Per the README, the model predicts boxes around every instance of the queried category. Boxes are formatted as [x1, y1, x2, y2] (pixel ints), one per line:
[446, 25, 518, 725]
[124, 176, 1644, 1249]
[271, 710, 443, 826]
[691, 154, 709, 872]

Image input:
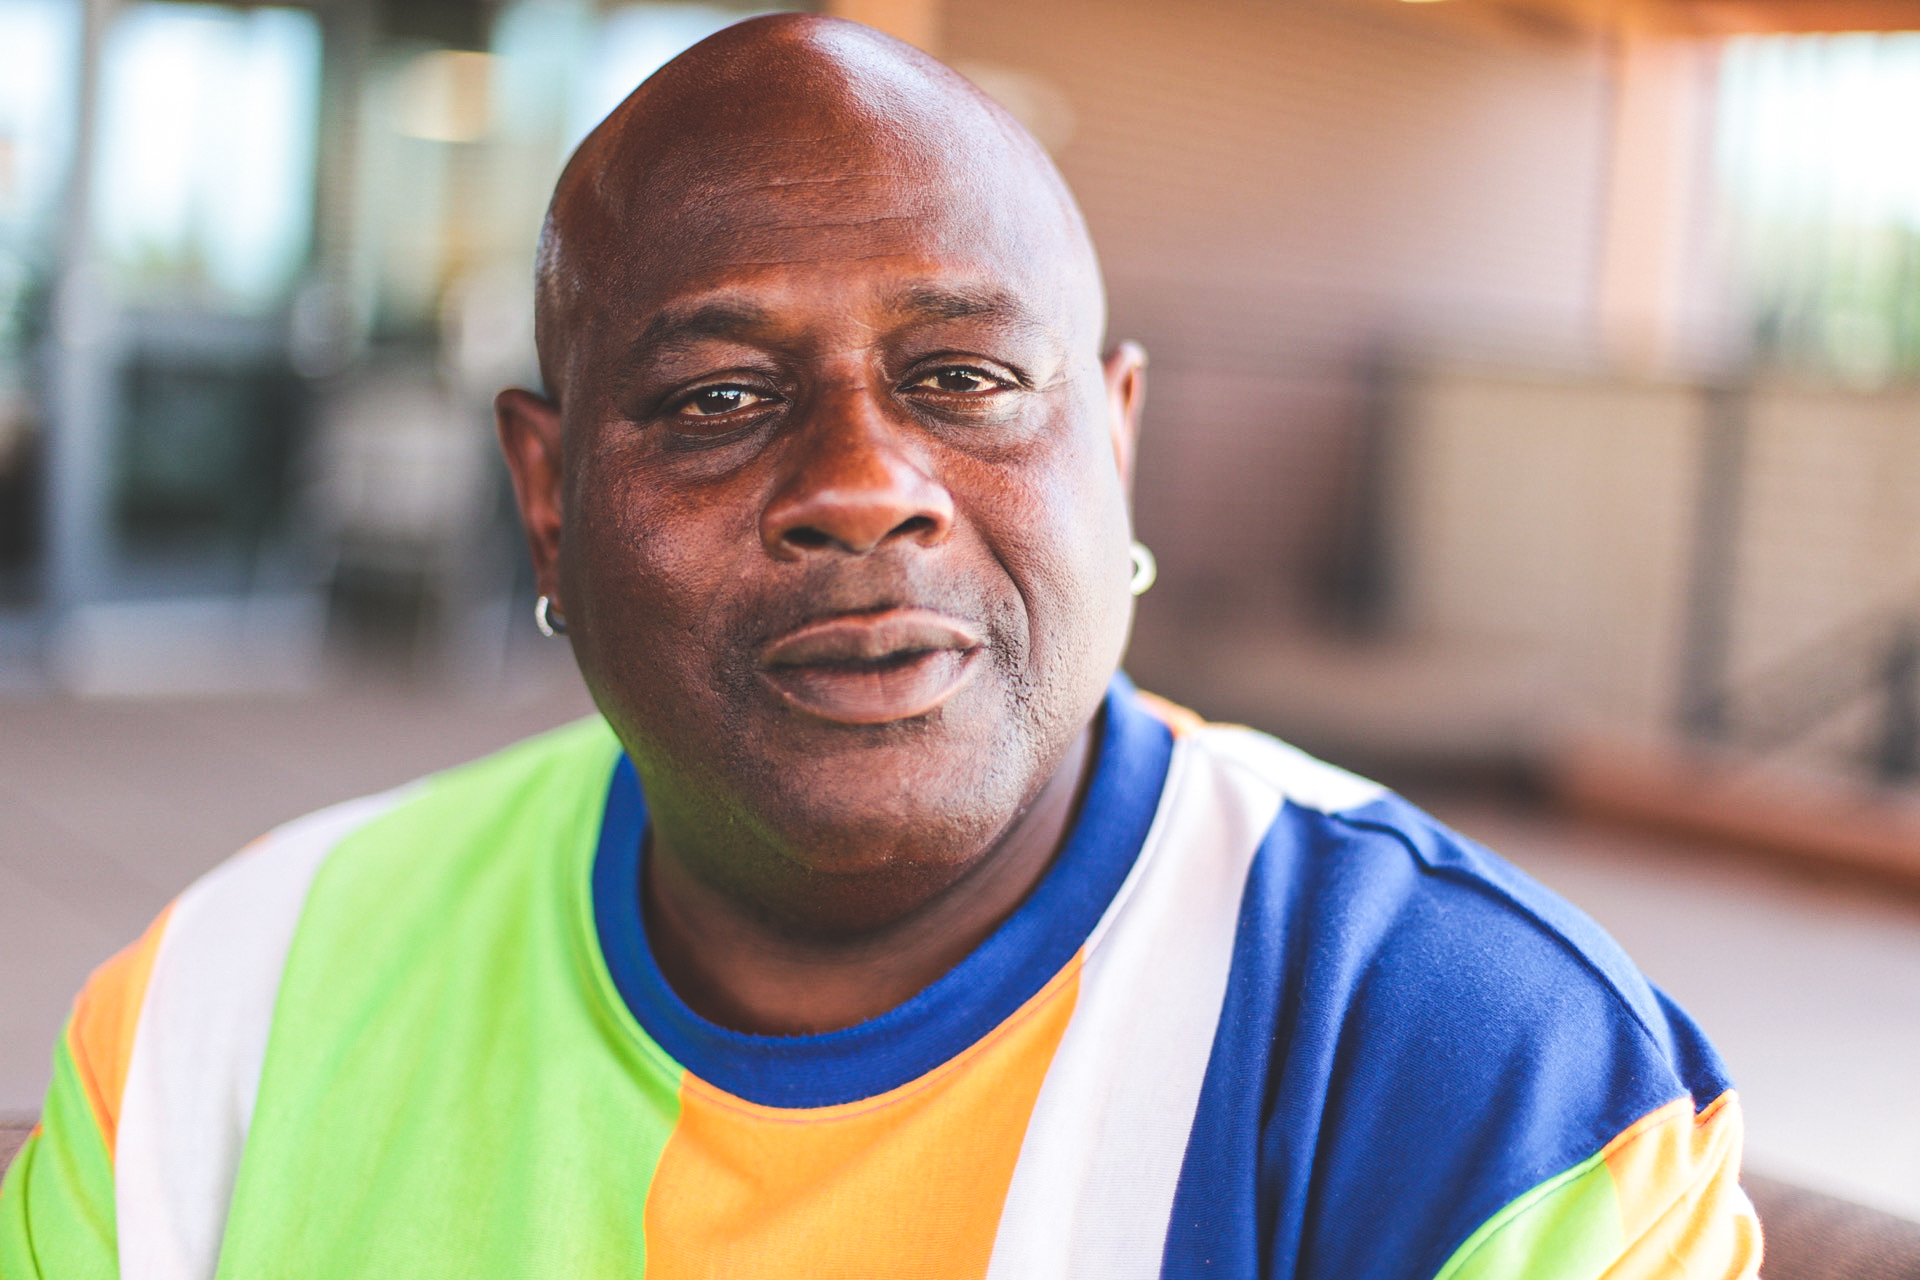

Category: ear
[1101, 340, 1147, 496]
[496, 387, 566, 605]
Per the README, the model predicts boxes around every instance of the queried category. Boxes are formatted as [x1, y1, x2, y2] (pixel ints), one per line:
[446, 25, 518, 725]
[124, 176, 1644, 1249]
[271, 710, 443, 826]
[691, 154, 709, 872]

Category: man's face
[508, 92, 1141, 892]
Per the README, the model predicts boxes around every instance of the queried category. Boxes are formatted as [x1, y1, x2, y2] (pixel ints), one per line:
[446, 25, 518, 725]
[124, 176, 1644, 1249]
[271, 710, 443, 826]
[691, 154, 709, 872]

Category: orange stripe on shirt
[66, 903, 174, 1160]
[644, 958, 1081, 1280]
[1134, 690, 1207, 738]
[1599, 1090, 1762, 1279]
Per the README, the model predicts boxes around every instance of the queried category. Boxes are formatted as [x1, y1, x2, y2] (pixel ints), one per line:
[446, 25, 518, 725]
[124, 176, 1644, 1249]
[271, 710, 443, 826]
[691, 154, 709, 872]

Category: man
[2, 15, 1759, 1279]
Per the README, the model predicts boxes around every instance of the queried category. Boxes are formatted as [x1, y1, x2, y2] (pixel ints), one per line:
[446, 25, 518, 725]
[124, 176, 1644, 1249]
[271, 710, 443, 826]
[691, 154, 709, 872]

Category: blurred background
[5, 0, 1920, 1225]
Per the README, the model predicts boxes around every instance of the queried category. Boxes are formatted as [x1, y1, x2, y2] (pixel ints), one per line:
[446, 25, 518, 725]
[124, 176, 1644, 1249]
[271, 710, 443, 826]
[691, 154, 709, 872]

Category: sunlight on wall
[575, 5, 753, 143]
[491, 1, 774, 152]
[0, 0, 76, 473]
[0, 0, 77, 239]
[1722, 34, 1920, 233]
[1718, 34, 1920, 384]
[92, 3, 321, 309]
[358, 1, 772, 332]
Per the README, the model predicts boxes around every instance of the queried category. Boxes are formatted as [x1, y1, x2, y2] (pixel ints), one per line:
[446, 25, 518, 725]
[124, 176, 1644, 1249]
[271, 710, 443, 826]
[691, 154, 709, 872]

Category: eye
[677, 385, 771, 418]
[905, 366, 1002, 395]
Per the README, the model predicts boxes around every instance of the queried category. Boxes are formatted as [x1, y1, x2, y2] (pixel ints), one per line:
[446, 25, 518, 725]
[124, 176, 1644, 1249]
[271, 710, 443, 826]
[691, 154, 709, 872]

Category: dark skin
[497, 14, 1147, 1036]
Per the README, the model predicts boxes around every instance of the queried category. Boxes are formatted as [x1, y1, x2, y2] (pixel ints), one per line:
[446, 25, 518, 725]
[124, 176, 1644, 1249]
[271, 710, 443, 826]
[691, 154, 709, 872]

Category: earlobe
[495, 387, 567, 596]
[1102, 341, 1147, 495]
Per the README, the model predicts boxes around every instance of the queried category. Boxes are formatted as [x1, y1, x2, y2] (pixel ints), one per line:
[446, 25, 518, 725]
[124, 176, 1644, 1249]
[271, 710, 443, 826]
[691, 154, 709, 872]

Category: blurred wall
[1390, 368, 1702, 736]
[11, 0, 1918, 778]
[944, 0, 1617, 623]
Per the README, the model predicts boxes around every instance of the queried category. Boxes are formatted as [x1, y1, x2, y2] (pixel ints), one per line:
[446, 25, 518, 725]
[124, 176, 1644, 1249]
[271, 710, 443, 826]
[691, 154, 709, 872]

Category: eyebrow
[888, 283, 1045, 329]
[631, 299, 776, 361]
[625, 282, 1051, 368]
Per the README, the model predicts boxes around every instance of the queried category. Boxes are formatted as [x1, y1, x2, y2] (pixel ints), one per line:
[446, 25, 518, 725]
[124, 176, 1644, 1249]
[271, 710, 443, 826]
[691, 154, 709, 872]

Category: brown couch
[1745, 1173, 1920, 1280]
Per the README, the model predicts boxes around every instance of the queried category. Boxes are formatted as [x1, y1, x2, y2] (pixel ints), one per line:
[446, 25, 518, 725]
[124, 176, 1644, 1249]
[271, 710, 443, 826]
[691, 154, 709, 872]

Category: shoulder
[96, 712, 623, 1024]
[1177, 718, 1717, 1100]
[200, 714, 619, 909]
[1153, 713, 1735, 1280]
[145, 713, 625, 991]
[78, 713, 622, 1088]
[49, 717, 623, 1277]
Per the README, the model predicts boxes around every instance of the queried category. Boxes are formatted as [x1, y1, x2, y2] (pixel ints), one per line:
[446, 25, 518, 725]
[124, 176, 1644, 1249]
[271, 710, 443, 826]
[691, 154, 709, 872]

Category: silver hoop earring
[534, 595, 568, 637]
[1129, 541, 1157, 596]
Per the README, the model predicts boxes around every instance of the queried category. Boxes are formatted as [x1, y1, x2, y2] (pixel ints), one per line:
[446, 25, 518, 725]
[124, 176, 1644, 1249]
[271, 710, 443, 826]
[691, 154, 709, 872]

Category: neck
[642, 721, 1096, 1036]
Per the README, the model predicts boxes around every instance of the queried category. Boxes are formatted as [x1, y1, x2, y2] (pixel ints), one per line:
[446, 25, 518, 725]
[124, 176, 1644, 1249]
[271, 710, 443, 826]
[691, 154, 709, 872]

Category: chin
[755, 699, 1043, 859]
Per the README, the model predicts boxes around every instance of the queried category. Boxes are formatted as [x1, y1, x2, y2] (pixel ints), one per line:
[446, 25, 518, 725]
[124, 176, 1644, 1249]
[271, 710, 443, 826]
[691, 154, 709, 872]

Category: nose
[761, 393, 954, 559]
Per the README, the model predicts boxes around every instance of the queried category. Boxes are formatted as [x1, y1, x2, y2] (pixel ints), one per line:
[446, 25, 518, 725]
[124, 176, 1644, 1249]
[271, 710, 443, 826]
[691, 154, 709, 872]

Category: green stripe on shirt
[216, 718, 685, 1277]
[1431, 1149, 1623, 1280]
[0, 1031, 119, 1279]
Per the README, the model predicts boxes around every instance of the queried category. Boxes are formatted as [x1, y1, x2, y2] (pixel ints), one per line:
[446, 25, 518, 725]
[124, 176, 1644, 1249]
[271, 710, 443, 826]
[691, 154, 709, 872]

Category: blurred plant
[1720, 33, 1920, 386]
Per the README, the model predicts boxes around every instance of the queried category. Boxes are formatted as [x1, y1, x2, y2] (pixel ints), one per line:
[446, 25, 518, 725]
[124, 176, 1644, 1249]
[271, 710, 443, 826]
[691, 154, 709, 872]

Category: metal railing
[1691, 602, 1920, 785]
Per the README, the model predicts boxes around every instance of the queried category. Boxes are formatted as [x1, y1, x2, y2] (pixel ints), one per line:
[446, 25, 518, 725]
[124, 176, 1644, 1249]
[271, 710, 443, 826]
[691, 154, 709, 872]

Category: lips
[758, 608, 984, 724]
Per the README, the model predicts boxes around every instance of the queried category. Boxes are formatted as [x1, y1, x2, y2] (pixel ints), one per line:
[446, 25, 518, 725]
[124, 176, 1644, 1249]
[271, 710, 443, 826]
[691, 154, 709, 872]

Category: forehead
[539, 36, 1104, 392]
[615, 135, 1080, 324]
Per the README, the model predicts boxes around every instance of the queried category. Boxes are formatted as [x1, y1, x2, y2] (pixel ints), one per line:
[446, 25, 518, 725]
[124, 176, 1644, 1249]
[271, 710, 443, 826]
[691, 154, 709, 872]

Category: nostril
[771, 508, 948, 556]
[894, 515, 937, 539]
[784, 527, 833, 550]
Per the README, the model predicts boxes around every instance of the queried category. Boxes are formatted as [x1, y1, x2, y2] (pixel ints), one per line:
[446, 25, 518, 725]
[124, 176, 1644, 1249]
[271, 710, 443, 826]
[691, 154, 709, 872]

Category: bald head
[534, 13, 1104, 401]
[496, 11, 1147, 976]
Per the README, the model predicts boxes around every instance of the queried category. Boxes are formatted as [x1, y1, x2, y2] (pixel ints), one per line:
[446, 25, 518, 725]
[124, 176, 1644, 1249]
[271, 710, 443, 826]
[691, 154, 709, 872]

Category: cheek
[561, 453, 761, 704]
[968, 405, 1134, 682]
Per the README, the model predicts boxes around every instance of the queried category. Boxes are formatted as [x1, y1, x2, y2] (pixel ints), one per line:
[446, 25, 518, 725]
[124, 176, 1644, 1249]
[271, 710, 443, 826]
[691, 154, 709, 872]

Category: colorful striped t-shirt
[0, 679, 1760, 1279]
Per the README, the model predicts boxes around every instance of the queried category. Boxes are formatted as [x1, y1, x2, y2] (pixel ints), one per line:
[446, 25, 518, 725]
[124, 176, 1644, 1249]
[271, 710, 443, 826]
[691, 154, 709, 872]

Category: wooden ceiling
[1373, 0, 1920, 42]
[1623, 0, 1920, 34]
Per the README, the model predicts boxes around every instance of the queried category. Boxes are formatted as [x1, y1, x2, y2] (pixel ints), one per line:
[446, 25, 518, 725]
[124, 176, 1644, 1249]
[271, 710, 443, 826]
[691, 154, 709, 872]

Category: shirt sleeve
[1430, 1090, 1762, 1280]
[1, 906, 173, 1280]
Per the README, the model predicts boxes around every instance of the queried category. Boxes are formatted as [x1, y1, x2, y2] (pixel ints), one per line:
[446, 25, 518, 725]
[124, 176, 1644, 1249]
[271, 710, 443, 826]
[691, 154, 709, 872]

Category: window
[1718, 33, 1920, 384]
[93, 3, 321, 309]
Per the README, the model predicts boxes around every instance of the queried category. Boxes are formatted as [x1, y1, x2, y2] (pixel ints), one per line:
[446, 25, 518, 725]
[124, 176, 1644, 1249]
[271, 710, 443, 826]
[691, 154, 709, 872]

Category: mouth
[758, 608, 985, 725]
